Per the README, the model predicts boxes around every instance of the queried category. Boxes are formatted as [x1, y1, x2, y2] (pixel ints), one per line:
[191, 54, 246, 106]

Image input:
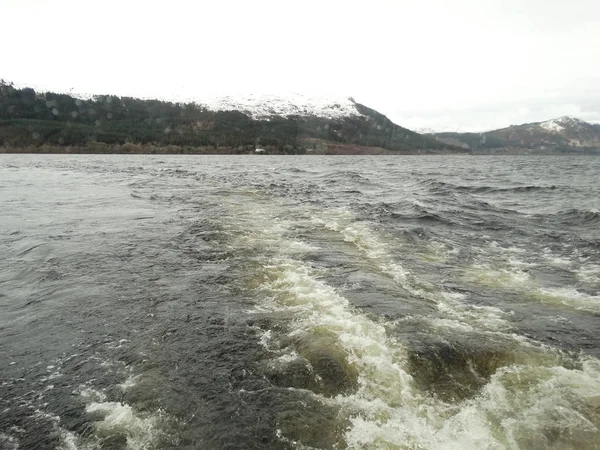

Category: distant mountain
[0, 81, 461, 154]
[430, 116, 600, 153]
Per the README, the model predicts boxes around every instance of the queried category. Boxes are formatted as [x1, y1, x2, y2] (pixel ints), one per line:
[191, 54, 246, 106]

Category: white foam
[107, 338, 130, 349]
[0, 434, 19, 450]
[255, 258, 590, 448]
[467, 258, 600, 314]
[577, 264, 600, 284]
[232, 208, 319, 257]
[258, 258, 416, 403]
[547, 256, 573, 266]
[436, 295, 510, 332]
[85, 401, 159, 449]
[282, 239, 320, 254]
[341, 354, 600, 449]
[118, 375, 138, 391]
[79, 387, 106, 401]
[537, 287, 600, 313]
[312, 210, 392, 261]
[259, 329, 273, 349]
[58, 431, 79, 450]
[58, 387, 168, 450]
[313, 209, 510, 331]
[268, 351, 304, 369]
[466, 263, 532, 288]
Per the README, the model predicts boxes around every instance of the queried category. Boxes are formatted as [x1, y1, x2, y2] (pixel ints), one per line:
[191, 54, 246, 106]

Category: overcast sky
[1, 0, 599, 131]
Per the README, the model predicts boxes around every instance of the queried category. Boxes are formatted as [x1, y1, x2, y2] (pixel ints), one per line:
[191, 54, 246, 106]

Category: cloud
[1, 0, 599, 131]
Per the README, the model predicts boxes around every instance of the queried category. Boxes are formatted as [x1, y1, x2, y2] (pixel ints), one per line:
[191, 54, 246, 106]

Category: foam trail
[311, 208, 511, 332]
[221, 192, 600, 449]
[258, 258, 600, 449]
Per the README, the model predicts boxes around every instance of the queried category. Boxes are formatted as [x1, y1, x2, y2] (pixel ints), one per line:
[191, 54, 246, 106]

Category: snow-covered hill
[9, 80, 362, 121]
[198, 93, 363, 120]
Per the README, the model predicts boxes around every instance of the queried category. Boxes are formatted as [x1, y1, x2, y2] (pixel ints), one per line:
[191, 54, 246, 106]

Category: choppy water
[1, 155, 600, 450]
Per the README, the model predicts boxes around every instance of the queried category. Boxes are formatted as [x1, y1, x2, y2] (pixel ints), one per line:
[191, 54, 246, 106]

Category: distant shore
[0, 143, 462, 156]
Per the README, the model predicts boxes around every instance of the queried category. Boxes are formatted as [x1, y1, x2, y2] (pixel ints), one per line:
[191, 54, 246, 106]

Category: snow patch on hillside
[539, 116, 586, 132]
[540, 119, 565, 132]
[4, 80, 360, 120]
[197, 94, 362, 120]
[414, 127, 440, 134]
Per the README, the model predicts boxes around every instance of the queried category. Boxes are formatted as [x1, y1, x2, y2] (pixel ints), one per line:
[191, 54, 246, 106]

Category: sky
[1, 0, 599, 132]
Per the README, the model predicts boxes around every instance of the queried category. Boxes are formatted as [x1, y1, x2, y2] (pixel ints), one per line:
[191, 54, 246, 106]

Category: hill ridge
[430, 116, 600, 153]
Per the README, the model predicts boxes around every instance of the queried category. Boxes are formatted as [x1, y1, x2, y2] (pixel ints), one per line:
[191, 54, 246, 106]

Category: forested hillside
[0, 81, 460, 153]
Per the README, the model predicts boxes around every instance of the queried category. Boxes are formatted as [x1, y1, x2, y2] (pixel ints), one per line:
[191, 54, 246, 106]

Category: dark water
[1, 155, 600, 450]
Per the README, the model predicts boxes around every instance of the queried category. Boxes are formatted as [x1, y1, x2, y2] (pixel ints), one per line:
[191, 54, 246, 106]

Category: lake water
[1, 155, 600, 450]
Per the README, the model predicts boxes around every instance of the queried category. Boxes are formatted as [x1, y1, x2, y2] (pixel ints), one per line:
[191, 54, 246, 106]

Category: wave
[472, 185, 559, 194]
[317, 171, 375, 185]
[420, 179, 559, 195]
[281, 167, 316, 174]
[391, 205, 454, 225]
[541, 208, 600, 226]
[351, 201, 456, 226]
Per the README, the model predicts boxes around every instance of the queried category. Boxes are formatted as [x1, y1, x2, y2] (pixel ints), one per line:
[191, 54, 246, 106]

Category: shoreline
[0, 144, 465, 156]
